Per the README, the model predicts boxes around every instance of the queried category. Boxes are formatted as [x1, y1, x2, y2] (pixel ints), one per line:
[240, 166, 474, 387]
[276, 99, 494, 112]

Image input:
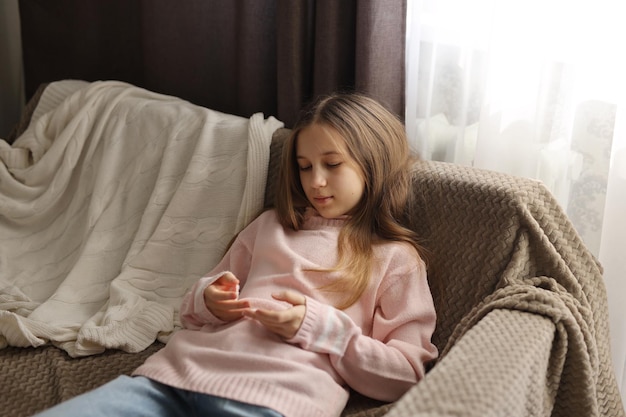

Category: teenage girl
[34, 93, 438, 417]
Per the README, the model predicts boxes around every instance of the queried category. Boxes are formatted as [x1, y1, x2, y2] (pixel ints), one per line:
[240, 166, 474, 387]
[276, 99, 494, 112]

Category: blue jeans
[33, 375, 284, 417]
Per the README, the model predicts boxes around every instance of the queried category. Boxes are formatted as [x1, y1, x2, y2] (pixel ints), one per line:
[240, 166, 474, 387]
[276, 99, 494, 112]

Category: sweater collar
[302, 207, 348, 229]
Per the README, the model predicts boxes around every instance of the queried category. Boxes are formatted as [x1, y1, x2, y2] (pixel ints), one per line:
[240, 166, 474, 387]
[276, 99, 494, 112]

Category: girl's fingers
[204, 273, 241, 303]
[217, 299, 249, 309]
[209, 273, 240, 295]
[217, 272, 239, 287]
[244, 304, 306, 339]
[205, 285, 237, 301]
[246, 291, 306, 324]
[204, 274, 247, 322]
[271, 290, 306, 306]
[211, 299, 250, 321]
[244, 308, 281, 322]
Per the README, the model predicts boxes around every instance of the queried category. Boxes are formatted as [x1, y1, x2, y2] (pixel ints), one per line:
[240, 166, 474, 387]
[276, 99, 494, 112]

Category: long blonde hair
[276, 93, 425, 309]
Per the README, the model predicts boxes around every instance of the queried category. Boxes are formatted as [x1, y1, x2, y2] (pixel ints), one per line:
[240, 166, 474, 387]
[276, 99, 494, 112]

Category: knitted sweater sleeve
[179, 218, 256, 329]
[286, 258, 438, 402]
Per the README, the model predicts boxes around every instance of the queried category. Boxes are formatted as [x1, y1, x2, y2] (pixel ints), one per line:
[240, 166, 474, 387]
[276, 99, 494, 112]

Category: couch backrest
[264, 128, 291, 210]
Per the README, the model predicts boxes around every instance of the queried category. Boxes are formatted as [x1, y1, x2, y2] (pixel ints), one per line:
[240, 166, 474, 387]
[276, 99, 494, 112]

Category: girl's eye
[327, 162, 342, 168]
[298, 165, 312, 171]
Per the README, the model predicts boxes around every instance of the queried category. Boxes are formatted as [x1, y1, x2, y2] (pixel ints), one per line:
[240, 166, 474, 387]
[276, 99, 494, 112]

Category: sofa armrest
[386, 309, 556, 417]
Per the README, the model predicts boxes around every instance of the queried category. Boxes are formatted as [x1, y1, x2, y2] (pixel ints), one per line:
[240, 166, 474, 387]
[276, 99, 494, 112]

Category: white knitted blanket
[0, 81, 283, 357]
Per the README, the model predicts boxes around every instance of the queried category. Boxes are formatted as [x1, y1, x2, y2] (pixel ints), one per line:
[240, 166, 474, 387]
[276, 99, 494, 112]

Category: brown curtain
[19, 0, 406, 127]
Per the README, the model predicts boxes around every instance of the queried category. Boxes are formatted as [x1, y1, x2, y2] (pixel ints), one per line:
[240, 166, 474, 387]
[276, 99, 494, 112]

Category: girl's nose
[311, 168, 327, 188]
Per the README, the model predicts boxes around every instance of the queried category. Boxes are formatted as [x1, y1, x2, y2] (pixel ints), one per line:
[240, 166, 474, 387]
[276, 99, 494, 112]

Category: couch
[1, 82, 624, 417]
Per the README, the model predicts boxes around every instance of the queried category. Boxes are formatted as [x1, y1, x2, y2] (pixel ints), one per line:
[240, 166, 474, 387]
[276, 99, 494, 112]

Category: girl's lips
[314, 196, 332, 205]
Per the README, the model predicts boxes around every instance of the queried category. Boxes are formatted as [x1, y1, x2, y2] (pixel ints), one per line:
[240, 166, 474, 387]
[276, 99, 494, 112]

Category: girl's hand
[203, 272, 249, 322]
[244, 291, 306, 339]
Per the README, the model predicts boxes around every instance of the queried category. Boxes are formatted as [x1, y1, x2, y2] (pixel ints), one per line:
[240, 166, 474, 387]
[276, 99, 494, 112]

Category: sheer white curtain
[406, 0, 626, 403]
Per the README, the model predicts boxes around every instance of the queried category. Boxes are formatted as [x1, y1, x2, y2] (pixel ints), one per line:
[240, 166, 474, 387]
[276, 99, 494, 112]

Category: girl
[34, 93, 438, 417]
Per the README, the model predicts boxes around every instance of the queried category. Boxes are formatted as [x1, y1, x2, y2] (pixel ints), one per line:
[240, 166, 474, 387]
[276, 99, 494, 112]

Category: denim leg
[32, 375, 284, 417]
[32, 376, 190, 417]
[190, 392, 284, 417]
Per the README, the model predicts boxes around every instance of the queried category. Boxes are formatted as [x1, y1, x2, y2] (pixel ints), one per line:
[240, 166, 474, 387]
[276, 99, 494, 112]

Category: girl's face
[295, 123, 365, 219]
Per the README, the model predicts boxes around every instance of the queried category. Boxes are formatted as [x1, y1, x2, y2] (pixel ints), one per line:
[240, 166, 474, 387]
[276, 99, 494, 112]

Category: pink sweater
[133, 209, 438, 417]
